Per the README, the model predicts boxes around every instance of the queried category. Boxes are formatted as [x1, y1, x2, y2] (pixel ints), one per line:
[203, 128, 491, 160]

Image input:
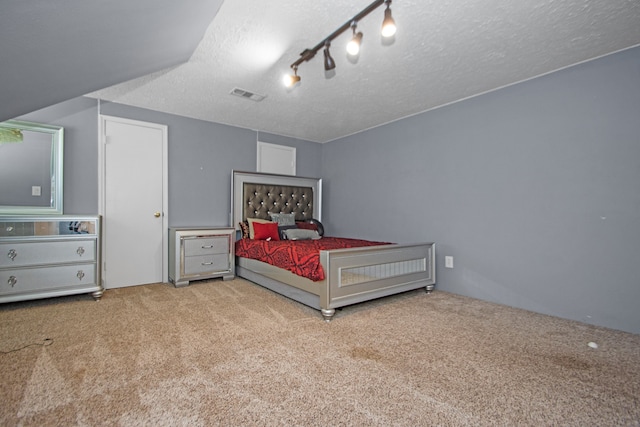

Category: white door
[100, 116, 168, 288]
[257, 141, 296, 175]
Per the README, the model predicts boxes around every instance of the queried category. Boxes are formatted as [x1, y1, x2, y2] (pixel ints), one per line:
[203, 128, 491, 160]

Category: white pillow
[284, 228, 321, 241]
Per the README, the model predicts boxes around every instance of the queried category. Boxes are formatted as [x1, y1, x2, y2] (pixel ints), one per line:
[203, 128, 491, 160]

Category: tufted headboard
[241, 183, 314, 221]
[232, 171, 322, 229]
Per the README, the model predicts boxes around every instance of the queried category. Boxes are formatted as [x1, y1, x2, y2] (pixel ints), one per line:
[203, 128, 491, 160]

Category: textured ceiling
[88, 0, 640, 142]
[5, 1, 640, 143]
[0, 0, 224, 123]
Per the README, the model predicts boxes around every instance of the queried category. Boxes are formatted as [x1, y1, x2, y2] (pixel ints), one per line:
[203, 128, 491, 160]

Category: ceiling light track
[283, 0, 396, 87]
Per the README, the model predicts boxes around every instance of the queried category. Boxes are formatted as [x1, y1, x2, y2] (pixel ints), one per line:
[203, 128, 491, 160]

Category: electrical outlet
[445, 256, 454, 269]
[31, 186, 41, 196]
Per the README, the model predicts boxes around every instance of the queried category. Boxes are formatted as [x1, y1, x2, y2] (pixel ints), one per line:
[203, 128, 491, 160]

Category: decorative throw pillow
[252, 221, 280, 241]
[278, 224, 298, 240]
[284, 228, 321, 241]
[239, 221, 250, 239]
[296, 220, 325, 237]
[247, 218, 273, 239]
[269, 212, 296, 226]
[296, 221, 317, 231]
[306, 218, 324, 236]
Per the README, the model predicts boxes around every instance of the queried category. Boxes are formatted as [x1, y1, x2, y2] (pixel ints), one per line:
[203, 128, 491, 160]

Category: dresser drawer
[183, 254, 230, 276]
[0, 240, 96, 268]
[1, 264, 97, 295]
[183, 236, 229, 256]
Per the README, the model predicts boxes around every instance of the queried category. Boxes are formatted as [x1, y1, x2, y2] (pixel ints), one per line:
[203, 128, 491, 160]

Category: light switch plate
[445, 256, 454, 268]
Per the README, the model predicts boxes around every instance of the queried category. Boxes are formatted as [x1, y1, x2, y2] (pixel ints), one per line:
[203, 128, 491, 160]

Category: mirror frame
[0, 120, 64, 215]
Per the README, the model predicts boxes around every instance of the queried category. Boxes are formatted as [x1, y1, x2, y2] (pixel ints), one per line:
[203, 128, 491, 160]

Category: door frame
[98, 114, 169, 284]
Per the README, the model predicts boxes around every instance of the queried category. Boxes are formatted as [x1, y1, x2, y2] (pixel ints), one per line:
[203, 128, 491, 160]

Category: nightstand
[168, 227, 234, 287]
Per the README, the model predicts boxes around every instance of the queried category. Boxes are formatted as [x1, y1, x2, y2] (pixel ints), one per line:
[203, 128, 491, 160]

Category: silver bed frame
[232, 171, 435, 321]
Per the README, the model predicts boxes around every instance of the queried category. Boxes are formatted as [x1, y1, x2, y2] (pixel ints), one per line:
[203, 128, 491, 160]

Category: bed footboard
[318, 242, 435, 320]
[236, 242, 435, 321]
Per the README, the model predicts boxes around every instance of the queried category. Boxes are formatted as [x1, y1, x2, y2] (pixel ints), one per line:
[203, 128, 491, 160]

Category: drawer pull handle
[77, 270, 85, 281]
[201, 245, 214, 249]
[7, 249, 17, 261]
[201, 262, 214, 266]
[8, 276, 17, 287]
[77, 246, 85, 256]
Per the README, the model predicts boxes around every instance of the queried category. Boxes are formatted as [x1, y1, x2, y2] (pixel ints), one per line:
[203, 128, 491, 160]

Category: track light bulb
[381, 2, 396, 37]
[283, 67, 301, 87]
[347, 29, 363, 56]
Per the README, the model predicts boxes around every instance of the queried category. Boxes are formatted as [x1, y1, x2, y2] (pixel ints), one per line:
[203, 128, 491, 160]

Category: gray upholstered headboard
[232, 171, 322, 229]
[241, 183, 314, 221]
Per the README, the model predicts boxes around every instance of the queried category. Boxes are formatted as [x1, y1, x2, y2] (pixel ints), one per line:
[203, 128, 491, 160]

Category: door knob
[154, 212, 161, 218]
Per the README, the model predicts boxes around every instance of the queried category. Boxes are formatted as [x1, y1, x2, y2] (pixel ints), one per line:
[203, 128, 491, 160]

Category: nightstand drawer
[183, 236, 228, 256]
[184, 254, 230, 275]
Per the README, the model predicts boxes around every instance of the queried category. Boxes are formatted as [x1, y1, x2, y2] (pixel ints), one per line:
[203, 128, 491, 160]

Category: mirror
[0, 120, 63, 215]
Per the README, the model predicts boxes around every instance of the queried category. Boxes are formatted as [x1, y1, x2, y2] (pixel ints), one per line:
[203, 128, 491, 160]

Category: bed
[231, 170, 435, 321]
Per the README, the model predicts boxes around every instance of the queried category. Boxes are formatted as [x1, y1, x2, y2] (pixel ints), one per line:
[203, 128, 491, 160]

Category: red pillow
[252, 221, 280, 241]
[296, 221, 318, 231]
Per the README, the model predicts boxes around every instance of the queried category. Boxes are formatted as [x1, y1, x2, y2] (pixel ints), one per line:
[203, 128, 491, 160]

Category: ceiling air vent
[230, 88, 266, 102]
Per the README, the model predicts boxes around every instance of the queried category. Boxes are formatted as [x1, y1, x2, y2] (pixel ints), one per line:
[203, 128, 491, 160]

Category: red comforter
[235, 237, 390, 281]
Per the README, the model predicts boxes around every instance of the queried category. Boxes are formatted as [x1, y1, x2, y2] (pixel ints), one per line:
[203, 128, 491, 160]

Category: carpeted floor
[1, 278, 639, 426]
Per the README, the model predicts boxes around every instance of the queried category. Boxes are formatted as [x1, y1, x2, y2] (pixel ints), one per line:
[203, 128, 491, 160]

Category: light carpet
[1, 278, 639, 426]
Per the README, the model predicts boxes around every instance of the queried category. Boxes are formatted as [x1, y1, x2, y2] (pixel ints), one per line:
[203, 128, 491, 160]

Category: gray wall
[321, 46, 640, 334]
[99, 102, 322, 227]
[16, 99, 321, 227]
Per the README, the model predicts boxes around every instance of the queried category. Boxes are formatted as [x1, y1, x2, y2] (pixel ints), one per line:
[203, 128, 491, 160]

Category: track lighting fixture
[323, 41, 336, 71]
[381, 0, 396, 37]
[283, 66, 301, 88]
[346, 22, 364, 56]
[283, 0, 397, 87]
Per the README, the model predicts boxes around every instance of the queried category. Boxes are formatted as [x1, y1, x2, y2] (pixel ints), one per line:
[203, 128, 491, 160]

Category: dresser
[0, 216, 103, 303]
[169, 227, 235, 287]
